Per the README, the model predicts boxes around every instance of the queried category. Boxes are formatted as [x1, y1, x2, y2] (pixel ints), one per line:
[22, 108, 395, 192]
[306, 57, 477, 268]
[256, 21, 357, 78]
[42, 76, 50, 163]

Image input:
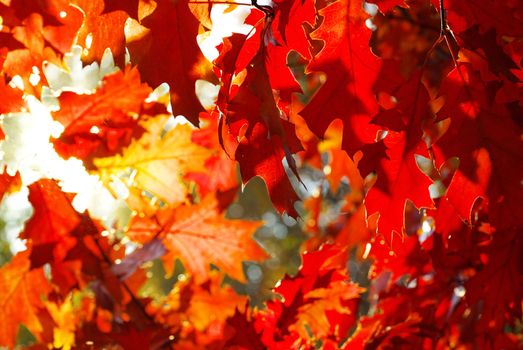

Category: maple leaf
[345, 313, 424, 349]
[0, 250, 52, 348]
[126, 0, 212, 125]
[127, 194, 265, 282]
[52, 66, 152, 163]
[0, 0, 522, 348]
[42, 4, 84, 54]
[46, 298, 77, 350]
[94, 117, 211, 207]
[300, 0, 381, 156]
[459, 26, 519, 82]
[111, 238, 166, 281]
[272, 0, 315, 60]
[292, 280, 361, 340]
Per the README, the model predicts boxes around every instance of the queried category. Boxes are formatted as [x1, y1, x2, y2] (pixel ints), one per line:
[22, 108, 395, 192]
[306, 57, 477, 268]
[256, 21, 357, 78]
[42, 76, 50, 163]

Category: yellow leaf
[47, 299, 76, 350]
[94, 117, 212, 207]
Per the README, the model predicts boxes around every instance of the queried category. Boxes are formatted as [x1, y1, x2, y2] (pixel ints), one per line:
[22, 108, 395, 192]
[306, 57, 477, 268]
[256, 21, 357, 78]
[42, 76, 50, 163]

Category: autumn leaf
[224, 308, 266, 350]
[215, 32, 303, 217]
[94, 117, 212, 207]
[465, 228, 523, 333]
[434, 63, 523, 229]
[300, 0, 381, 155]
[126, 0, 212, 124]
[0, 250, 52, 348]
[446, 0, 523, 37]
[52, 66, 152, 162]
[128, 194, 265, 282]
[149, 270, 248, 347]
[366, 0, 406, 13]
[0, 76, 24, 114]
[0, 1, 82, 89]
[0, 0, 521, 348]
[72, 0, 128, 66]
[22, 179, 81, 266]
[185, 113, 239, 197]
[292, 280, 362, 341]
[0, 170, 21, 199]
[259, 245, 361, 347]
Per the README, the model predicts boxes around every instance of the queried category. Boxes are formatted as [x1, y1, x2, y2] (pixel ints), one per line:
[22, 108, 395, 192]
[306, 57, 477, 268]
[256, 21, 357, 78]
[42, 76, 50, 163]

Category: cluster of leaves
[0, 0, 522, 349]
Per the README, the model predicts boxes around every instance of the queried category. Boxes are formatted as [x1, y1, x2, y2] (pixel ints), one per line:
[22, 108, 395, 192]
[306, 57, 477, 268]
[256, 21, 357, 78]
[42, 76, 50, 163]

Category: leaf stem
[439, 0, 447, 36]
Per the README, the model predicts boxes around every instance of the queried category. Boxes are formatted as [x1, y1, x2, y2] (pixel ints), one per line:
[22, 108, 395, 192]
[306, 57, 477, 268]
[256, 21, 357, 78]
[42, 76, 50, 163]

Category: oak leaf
[52, 66, 152, 162]
[434, 63, 523, 228]
[128, 195, 265, 282]
[300, 0, 381, 155]
[126, 0, 212, 124]
[94, 117, 211, 207]
[72, 0, 128, 66]
[0, 250, 52, 347]
[22, 179, 81, 266]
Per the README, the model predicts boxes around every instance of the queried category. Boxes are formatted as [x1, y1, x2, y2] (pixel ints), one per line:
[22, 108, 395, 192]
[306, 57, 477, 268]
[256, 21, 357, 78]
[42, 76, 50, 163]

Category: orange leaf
[128, 195, 265, 282]
[53, 66, 152, 162]
[73, 0, 128, 66]
[0, 250, 52, 347]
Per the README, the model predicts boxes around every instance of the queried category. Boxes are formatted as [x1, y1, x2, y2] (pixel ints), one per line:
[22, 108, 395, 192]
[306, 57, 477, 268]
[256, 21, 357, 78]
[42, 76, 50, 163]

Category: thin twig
[187, 0, 274, 18]
[91, 235, 155, 323]
[439, 0, 459, 67]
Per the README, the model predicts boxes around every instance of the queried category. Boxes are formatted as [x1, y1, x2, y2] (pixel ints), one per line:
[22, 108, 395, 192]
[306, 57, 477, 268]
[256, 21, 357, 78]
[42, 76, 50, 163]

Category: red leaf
[366, 0, 405, 13]
[52, 66, 151, 162]
[258, 245, 361, 348]
[300, 0, 381, 155]
[365, 73, 434, 244]
[0, 76, 24, 114]
[434, 63, 523, 228]
[224, 309, 265, 350]
[0, 171, 21, 199]
[127, 0, 211, 125]
[102, 0, 139, 19]
[23, 179, 81, 266]
[216, 29, 304, 217]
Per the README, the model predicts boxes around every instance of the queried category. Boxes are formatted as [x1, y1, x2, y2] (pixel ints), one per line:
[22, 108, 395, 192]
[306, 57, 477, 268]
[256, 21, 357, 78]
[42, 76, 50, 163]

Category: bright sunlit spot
[0, 47, 134, 251]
